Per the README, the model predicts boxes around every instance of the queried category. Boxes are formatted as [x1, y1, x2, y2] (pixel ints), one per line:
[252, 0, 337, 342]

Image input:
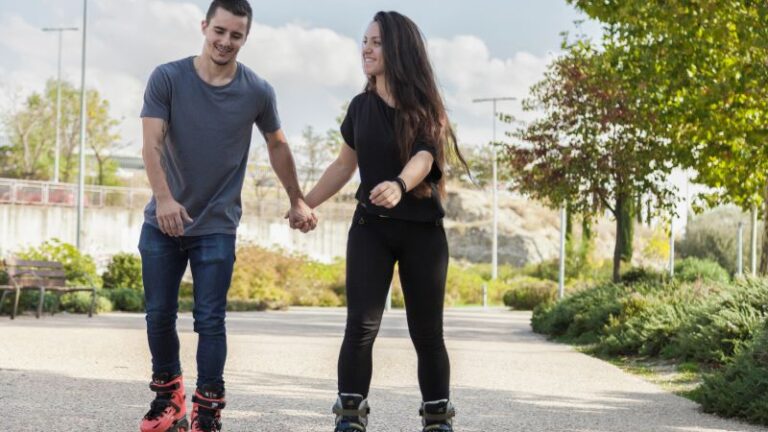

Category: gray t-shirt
[140, 56, 280, 236]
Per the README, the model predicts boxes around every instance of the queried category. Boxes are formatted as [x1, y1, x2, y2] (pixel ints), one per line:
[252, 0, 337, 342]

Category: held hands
[369, 179, 405, 209]
[284, 198, 318, 233]
[156, 196, 193, 237]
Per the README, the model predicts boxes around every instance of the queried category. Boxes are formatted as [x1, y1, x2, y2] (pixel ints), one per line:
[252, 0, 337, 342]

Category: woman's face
[362, 21, 385, 77]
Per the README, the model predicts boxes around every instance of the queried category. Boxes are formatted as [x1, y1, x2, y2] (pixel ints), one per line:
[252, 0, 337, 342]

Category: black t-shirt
[340, 90, 444, 222]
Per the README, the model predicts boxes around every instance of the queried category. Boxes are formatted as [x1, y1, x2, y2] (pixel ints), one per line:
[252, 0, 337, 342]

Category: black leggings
[338, 206, 450, 401]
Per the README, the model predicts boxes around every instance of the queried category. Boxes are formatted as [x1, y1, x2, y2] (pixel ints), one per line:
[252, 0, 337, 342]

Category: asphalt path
[1, 308, 765, 432]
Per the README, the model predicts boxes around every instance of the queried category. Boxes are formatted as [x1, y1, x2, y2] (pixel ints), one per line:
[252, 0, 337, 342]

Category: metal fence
[0, 177, 359, 216]
[0, 178, 152, 209]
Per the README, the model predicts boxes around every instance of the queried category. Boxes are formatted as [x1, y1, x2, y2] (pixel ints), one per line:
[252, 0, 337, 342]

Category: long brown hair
[367, 11, 469, 198]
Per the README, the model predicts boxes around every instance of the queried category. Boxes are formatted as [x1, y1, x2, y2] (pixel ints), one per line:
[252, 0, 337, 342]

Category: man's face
[201, 7, 249, 66]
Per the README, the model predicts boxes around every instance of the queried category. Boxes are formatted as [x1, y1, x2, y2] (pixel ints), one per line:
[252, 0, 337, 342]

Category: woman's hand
[370, 180, 404, 208]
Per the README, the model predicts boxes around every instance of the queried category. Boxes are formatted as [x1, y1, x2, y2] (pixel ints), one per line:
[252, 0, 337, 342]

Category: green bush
[58, 291, 112, 314]
[0, 290, 58, 315]
[102, 253, 143, 290]
[531, 281, 630, 343]
[676, 206, 758, 275]
[18, 239, 100, 286]
[663, 278, 768, 364]
[674, 257, 730, 283]
[228, 246, 344, 309]
[106, 287, 144, 312]
[503, 277, 557, 310]
[597, 285, 701, 356]
[696, 321, 768, 426]
[620, 267, 666, 285]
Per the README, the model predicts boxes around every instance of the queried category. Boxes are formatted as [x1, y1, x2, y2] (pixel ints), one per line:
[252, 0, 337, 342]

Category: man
[138, 1, 316, 431]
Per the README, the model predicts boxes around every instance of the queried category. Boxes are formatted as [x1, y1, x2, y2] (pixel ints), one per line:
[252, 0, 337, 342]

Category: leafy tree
[503, 41, 677, 281]
[1, 79, 123, 185]
[568, 0, 768, 271]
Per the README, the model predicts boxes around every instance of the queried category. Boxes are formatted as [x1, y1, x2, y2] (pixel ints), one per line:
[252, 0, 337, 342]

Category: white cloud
[429, 35, 553, 146]
[0, 0, 555, 156]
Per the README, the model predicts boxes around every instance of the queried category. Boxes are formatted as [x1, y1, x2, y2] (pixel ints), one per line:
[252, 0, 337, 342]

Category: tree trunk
[612, 191, 635, 282]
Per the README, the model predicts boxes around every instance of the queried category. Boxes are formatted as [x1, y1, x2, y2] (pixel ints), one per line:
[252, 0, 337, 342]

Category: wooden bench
[0, 258, 97, 319]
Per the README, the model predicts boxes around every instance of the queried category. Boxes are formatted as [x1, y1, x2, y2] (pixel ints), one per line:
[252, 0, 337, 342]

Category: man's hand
[156, 197, 193, 237]
[285, 199, 318, 233]
[369, 181, 403, 209]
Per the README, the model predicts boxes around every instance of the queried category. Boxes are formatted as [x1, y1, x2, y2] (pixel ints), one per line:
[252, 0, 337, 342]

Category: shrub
[531, 281, 630, 343]
[676, 206, 758, 275]
[58, 291, 112, 314]
[106, 287, 144, 312]
[102, 253, 143, 291]
[503, 277, 557, 310]
[597, 286, 701, 356]
[663, 278, 768, 364]
[228, 246, 344, 309]
[620, 267, 666, 285]
[18, 239, 100, 286]
[674, 257, 730, 283]
[696, 321, 768, 426]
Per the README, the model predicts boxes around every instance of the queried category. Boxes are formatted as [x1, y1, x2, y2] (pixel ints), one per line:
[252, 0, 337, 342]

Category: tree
[568, 0, 768, 271]
[297, 125, 335, 191]
[1, 79, 123, 185]
[2, 92, 53, 179]
[502, 41, 677, 281]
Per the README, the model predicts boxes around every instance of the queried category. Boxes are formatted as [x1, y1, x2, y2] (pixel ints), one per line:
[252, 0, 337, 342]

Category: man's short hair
[206, 0, 253, 34]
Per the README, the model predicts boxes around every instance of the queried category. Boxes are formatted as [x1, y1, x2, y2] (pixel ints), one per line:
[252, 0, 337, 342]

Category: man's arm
[263, 128, 317, 232]
[142, 117, 192, 236]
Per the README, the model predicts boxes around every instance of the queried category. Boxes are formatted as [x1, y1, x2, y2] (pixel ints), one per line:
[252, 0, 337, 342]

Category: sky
[0, 0, 602, 155]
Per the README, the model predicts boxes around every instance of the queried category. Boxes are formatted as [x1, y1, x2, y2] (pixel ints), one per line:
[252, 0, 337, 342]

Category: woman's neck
[375, 77, 395, 108]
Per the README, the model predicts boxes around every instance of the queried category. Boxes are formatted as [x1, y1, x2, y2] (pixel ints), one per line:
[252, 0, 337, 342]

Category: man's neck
[193, 55, 238, 86]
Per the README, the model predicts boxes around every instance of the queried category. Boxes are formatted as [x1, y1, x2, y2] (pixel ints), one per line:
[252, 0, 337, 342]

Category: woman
[303, 10, 470, 432]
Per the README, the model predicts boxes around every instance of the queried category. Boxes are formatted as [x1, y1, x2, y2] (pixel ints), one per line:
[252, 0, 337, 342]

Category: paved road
[0, 308, 765, 432]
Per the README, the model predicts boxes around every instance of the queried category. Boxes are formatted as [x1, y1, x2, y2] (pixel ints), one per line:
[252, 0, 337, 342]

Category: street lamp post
[42, 26, 79, 183]
[472, 97, 516, 280]
[76, 0, 88, 250]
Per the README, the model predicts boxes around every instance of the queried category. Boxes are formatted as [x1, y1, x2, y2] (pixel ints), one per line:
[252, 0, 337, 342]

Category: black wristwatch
[393, 177, 407, 194]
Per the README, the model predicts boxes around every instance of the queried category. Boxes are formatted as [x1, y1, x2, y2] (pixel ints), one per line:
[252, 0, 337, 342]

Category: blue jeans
[138, 223, 236, 389]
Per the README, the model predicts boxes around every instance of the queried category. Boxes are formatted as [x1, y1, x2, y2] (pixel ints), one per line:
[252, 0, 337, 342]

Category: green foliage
[504, 40, 675, 282]
[531, 281, 631, 343]
[677, 207, 759, 275]
[663, 278, 768, 364]
[0, 290, 58, 315]
[503, 277, 557, 310]
[620, 267, 666, 285]
[105, 287, 144, 312]
[18, 238, 100, 286]
[102, 253, 143, 291]
[228, 246, 343, 309]
[697, 321, 768, 426]
[674, 257, 730, 284]
[533, 276, 768, 365]
[58, 291, 112, 314]
[1, 79, 123, 184]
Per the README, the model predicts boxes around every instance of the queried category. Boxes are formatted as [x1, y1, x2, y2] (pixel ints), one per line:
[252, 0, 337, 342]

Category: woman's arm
[369, 150, 434, 208]
[304, 144, 359, 209]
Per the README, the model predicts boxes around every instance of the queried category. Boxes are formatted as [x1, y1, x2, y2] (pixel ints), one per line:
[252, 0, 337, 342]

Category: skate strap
[334, 420, 366, 432]
[193, 393, 226, 410]
[149, 381, 181, 393]
[332, 405, 370, 417]
[423, 424, 453, 432]
[419, 406, 456, 422]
